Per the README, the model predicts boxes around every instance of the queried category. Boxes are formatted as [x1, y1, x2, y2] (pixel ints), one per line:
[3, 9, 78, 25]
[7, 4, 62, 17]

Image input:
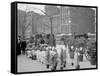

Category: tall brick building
[69, 7, 95, 34]
[45, 6, 70, 34]
[44, 6, 96, 34]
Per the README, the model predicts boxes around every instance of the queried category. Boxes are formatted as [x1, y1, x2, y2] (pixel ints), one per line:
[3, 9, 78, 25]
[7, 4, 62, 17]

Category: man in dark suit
[17, 38, 21, 55]
[21, 39, 27, 55]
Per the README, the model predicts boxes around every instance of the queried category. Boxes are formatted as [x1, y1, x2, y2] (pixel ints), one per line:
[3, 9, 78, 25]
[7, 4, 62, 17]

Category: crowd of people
[17, 33, 97, 71]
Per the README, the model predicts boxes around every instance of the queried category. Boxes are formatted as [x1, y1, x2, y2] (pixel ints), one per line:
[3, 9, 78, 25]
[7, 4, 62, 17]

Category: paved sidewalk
[17, 55, 50, 72]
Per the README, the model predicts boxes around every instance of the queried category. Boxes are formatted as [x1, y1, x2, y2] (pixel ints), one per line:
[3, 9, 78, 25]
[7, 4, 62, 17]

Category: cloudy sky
[18, 3, 45, 15]
[18, 3, 96, 15]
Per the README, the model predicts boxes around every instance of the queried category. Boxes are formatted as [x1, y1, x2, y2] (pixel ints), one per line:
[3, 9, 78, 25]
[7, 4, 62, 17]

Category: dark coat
[17, 41, 21, 55]
[21, 40, 27, 51]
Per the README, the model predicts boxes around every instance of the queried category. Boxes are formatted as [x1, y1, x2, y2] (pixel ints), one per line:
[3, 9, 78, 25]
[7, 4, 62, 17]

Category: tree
[31, 7, 56, 46]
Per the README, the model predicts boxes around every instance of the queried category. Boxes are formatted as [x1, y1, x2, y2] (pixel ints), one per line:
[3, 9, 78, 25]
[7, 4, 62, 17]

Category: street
[17, 45, 96, 72]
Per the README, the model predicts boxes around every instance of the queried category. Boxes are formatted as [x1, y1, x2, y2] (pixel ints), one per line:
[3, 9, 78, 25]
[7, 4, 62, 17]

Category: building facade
[17, 6, 96, 39]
